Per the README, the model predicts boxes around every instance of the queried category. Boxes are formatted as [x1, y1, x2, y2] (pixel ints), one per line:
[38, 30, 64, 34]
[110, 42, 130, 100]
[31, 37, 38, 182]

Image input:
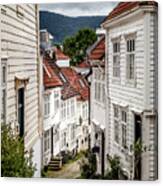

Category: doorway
[134, 114, 142, 180]
[18, 88, 24, 137]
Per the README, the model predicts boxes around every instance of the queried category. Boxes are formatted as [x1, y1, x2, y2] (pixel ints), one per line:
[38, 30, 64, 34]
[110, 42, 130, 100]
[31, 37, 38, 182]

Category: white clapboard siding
[1, 4, 40, 151]
[105, 8, 158, 180]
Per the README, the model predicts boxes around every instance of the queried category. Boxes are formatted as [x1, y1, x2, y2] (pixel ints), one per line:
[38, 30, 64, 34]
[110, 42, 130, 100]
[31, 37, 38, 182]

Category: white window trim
[113, 104, 128, 151]
[54, 91, 59, 115]
[94, 68, 105, 105]
[44, 94, 50, 118]
[44, 130, 50, 153]
[1, 59, 7, 122]
[121, 109, 127, 149]
[125, 34, 137, 87]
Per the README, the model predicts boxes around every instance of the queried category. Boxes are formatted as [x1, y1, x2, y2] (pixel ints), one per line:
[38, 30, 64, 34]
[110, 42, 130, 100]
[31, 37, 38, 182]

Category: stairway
[48, 156, 63, 171]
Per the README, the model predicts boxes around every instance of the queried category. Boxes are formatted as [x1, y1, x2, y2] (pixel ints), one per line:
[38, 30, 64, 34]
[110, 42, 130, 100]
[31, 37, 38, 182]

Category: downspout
[35, 4, 43, 172]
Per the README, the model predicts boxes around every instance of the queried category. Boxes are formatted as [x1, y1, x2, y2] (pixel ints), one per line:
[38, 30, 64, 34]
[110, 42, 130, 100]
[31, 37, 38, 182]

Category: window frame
[126, 38, 135, 80]
[121, 110, 127, 149]
[54, 91, 59, 115]
[44, 130, 50, 152]
[113, 105, 128, 149]
[1, 60, 7, 122]
[112, 41, 121, 79]
[44, 94, 50, 117]
[113, 105, 120, 144]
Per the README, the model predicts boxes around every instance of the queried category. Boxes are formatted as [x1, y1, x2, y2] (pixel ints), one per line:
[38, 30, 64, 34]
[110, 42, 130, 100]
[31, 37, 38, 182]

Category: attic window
[16, 5, 24, 19]
[1, 8, 7, 15]
[59, 73, 67, 83]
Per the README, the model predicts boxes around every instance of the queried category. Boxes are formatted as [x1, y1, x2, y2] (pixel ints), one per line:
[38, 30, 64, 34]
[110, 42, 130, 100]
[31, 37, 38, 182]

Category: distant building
[102, 1, 158, 180]
[40, 29, 54, 51]
[53, 47, 70, 67]
[43, 57, 90, 167]
[0, 5, 42, 177]
[87, 35, 106, 175]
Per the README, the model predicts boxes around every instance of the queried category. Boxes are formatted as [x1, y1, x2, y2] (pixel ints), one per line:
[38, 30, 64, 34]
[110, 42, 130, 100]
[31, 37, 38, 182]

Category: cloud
[39, 1, 117, 17]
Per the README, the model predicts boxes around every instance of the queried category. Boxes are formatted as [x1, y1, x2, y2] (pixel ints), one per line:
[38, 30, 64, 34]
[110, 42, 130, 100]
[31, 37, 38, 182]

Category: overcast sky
[39, 1, 117, 17]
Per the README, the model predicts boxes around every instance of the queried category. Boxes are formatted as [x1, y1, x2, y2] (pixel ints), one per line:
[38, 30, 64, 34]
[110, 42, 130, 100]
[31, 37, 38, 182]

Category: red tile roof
[61, 67, 89, 101]
[61, 84, 79, 100]
[54, 47, 70, 60]
[43, 58, 63, 89]
[88, 36, 105, 60]
[43, 57, 88, 101]
[103, 1, 158, 22]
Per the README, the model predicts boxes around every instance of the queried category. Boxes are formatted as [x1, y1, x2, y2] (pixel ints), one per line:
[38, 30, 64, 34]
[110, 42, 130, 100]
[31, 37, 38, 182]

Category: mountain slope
[40, 11, 105, 43]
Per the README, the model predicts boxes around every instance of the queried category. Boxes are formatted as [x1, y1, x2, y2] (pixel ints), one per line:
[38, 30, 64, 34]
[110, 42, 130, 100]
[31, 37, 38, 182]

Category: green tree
[104, 155, 125, 180]
[1, 124, 36, 177]
[63, 28, 97, 66]
[80, 150, 98, 179]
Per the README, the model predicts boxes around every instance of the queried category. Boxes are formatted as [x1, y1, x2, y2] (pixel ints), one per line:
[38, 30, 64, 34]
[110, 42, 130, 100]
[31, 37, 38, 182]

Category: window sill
[44, 115, 50, 119]
[112, 77, 121, 85]
[125, 79, 136, 88]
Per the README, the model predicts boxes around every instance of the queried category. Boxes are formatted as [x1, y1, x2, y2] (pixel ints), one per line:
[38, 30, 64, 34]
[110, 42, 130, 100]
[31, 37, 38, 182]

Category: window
[71, 124, 76, 140]
[71, 99, 75, 116]
[1, 62, 7, 121]
[113, 105, 119, 144]
[67, 99, 70, 118]
[16, 5, 24, 19]
[95, 82, 98, 100]
[82, 103, 88, 120]
[61, 101, 66, 119]
[54, 92, 59, 114]
[102, 84, 105, 103]
[44, 94, 50, 117]
[1, 7, 7, 15]
[1, 89, 6, 121]
[44, 130, 50, 152]
[113, 105, 128, 148]
[121, 110, 127, 148]
[113, 42, 120, 78]
[61, 131, 67, 148]
[2, 65, 6, 85]
[126, 38, 135, 80]
[61, 102, 64, 119]
[54, 128, 59, 142]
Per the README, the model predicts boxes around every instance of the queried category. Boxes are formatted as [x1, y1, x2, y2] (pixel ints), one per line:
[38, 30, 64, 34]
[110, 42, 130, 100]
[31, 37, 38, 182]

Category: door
[18, 88, 24, 137]
[134, 114, 142, 180]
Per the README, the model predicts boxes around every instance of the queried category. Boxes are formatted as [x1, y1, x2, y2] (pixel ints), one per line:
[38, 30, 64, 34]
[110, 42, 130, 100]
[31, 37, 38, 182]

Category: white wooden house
[0, 4, 42, 177]
[87, 36, 106, 175]
[43, 57, 90, 167]
[102, 1, 158, 180]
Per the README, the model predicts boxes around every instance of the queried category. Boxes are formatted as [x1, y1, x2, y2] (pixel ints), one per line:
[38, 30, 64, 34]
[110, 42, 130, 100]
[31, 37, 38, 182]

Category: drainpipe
[35, 4, 43, 173]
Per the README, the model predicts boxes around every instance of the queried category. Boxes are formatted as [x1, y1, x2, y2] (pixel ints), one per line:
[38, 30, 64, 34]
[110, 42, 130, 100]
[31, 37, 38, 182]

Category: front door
[18, 88, 24, 137]
[134, 114, 142, 180]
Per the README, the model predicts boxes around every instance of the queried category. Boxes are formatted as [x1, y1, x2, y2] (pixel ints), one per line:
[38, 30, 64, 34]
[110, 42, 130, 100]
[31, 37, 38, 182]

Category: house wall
[0, 5, 42, 177]
[60, 96, 77, 152]
[105, 9, 158, 180]
[76, 100, 89, 151]
[43, 87, 61, 165]
[90, 67, 106, 174]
